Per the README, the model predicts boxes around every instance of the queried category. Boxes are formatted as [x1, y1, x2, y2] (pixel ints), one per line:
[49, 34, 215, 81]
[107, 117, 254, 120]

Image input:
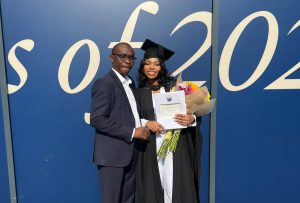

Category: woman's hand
[174, 114, 195, 126]
[145, 121, 165, 133]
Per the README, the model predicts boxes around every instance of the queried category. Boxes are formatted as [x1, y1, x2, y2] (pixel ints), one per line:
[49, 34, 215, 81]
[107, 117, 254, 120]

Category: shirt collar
[112, 68, 132, 84]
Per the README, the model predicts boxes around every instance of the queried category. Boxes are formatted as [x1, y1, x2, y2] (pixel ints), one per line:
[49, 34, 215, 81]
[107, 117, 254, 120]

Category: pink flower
[177, 82, 193, 95]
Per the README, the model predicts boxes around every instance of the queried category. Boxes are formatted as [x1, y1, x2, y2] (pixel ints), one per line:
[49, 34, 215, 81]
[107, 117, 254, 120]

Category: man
[90, 42, 149, 203]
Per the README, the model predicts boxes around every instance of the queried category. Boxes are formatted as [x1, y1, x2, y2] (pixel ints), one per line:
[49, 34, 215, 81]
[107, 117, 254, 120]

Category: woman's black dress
[134, 86, 203, 203]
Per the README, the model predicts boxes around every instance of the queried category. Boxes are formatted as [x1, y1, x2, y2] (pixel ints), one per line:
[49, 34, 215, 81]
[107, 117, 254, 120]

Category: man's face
[110, 44, 136, 76]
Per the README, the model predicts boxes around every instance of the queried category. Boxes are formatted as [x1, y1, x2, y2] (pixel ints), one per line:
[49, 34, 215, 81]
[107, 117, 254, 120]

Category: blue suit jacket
[90, 70, 136, 167]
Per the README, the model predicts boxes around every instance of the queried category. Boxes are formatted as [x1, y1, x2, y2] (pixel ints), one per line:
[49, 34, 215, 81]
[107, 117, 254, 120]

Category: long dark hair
[137, 58, 174, 88]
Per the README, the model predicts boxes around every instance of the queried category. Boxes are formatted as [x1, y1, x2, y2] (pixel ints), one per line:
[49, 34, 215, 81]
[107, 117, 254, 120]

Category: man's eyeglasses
[112, 54, 136, 62]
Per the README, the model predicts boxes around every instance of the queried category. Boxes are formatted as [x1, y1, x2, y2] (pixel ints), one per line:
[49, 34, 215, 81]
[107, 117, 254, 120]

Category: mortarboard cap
[141, 39, 175, 61]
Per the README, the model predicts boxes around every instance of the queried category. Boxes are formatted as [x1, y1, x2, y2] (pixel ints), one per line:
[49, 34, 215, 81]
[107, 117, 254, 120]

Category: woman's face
[143, 57, 161, 80]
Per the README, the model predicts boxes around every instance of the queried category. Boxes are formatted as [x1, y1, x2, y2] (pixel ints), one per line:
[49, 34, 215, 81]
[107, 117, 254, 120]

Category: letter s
[8, 39, 34, 94]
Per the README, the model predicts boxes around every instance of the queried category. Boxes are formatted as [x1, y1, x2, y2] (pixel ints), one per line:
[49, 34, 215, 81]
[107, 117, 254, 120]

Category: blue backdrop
[2, 1, 300, 203]
[0, 1, 212, 203]
[216, 1, 300, 203]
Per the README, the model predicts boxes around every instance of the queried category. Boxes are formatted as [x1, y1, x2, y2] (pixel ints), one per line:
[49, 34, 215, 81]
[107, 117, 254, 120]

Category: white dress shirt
[112, 68, 141, 139]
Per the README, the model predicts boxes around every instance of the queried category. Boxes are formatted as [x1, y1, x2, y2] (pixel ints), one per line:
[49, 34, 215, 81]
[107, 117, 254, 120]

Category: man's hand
[134, 127, 149, 140]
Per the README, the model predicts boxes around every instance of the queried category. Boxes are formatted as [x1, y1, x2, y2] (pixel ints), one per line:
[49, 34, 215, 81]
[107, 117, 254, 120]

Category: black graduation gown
[134, 87, 203, 203]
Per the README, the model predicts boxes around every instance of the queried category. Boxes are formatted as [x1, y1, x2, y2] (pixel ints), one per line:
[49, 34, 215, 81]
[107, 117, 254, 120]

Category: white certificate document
[153, 91, 186, 129]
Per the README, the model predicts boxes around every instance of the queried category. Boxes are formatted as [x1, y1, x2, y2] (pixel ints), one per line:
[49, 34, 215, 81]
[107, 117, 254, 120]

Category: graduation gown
[134, 86, 203, 203]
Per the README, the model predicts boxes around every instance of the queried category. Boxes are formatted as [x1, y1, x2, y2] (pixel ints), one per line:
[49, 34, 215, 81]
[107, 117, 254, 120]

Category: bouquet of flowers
[157, 74, 216, 159]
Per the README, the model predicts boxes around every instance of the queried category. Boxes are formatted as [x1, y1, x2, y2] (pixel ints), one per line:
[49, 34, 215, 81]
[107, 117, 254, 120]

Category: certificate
[153, 91, 186, 129]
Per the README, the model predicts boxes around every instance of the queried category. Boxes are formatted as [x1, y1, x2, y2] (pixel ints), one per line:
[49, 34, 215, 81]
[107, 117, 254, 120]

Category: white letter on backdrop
[265, 20, 300, 89]
[108, 1, 159, 48]
[170, 11, 212, 77]
[58, 39, 100, 94]
[8, 39, 34, 94]
[219, 11, 278, 91]
[84, 113, 90, 124]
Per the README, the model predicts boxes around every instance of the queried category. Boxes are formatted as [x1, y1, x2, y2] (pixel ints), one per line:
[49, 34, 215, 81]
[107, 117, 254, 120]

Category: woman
[135, 39, 202, 203]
